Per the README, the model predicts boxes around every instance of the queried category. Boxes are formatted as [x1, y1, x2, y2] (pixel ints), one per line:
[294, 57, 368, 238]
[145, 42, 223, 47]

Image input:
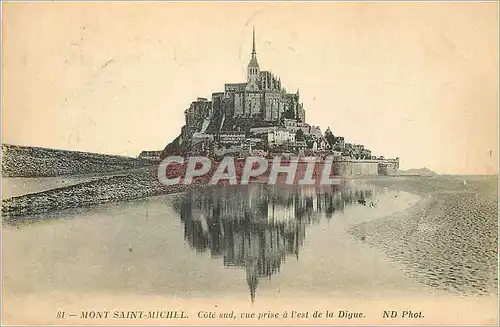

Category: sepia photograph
[1, 1, 499, 325]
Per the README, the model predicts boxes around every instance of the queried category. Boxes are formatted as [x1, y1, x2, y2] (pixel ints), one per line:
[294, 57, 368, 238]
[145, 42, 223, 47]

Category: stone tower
[247, 27, 260, 90]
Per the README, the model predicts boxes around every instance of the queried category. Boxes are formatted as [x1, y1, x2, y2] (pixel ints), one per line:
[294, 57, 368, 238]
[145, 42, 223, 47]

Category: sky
[2, 1, 498, 175]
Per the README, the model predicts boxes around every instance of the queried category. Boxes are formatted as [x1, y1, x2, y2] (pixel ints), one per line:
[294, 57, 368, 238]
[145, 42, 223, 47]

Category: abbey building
[222, 28, 305, 122]
[185, 28, 305, 129]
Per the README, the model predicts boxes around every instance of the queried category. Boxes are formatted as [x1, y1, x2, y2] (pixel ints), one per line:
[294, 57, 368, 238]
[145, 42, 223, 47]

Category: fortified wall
[332, 157, 399, 176]
[378, 158, 400, 175]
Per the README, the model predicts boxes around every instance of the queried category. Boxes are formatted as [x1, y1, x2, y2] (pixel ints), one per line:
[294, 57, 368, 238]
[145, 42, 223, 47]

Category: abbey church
[220, 28, 306, 122]
[184, 28, 306, 136]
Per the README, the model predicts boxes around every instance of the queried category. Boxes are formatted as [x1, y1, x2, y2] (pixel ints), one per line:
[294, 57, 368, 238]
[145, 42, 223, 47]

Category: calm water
[3, 182, 425, 303]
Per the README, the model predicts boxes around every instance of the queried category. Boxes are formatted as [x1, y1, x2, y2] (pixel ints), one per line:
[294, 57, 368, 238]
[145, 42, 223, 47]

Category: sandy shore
[349, 175, 498, 296]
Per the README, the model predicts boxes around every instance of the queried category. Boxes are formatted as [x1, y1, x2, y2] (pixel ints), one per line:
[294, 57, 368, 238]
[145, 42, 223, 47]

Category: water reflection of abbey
[174, 184, 374, 302]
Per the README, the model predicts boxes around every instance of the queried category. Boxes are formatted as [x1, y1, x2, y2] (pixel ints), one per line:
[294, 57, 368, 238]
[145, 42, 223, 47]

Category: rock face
[2, 144, 150, 177]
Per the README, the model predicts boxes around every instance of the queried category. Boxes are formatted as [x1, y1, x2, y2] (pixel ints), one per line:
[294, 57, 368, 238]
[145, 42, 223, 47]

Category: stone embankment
[1, 168, 208, 218]
[2, 144, 150, 177]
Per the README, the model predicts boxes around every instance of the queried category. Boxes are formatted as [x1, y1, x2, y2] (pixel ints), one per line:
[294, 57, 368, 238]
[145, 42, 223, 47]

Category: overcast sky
[2, 2, 498, 174]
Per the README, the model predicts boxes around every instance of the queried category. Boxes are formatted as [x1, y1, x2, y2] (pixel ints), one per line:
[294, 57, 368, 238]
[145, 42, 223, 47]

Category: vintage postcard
[1, 1, 498, 326]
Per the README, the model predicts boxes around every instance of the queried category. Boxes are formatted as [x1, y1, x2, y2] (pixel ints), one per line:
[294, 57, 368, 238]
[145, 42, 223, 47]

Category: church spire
[252, 27, 256, 57]
[247, 27, 260, 87]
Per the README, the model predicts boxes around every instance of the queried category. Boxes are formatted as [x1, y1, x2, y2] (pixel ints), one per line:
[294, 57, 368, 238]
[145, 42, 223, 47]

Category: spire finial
[252, 27, 256, 57]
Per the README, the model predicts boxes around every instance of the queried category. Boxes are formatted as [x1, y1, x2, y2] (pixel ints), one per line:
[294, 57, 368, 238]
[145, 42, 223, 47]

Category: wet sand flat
[350, 175, 498, 296]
